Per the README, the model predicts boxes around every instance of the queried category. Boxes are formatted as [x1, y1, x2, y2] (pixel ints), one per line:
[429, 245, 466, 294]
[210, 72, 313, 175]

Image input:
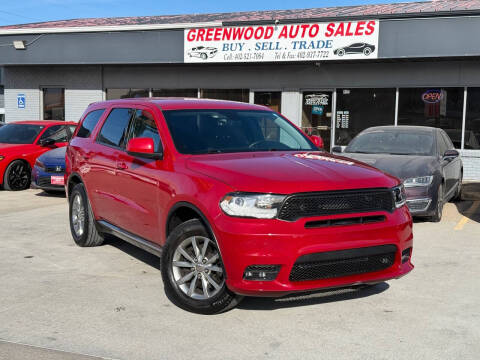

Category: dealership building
[1, 0, 480, 179]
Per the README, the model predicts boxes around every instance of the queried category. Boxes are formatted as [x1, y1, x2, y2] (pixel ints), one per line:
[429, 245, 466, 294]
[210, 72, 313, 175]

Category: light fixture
[13, 40, 26, 50]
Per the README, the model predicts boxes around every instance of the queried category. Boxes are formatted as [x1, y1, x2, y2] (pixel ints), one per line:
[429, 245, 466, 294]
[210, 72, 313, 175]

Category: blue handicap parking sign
[17, 94, 26, 109]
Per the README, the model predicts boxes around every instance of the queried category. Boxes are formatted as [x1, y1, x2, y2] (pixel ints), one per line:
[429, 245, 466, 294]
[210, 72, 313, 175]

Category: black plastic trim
[294, 244, 398, 264]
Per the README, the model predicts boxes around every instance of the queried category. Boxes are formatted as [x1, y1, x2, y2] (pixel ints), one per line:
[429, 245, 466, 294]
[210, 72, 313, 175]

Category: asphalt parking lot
[1, 186, 480, 360]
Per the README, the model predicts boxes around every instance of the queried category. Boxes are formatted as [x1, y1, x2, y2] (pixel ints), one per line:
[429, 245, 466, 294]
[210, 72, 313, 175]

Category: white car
[188, 46, 218, 60]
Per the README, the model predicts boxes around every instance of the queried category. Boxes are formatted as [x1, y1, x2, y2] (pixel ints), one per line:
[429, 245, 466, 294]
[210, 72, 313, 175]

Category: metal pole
[394, 88, 399, 126]
[461, 86, 467, 150]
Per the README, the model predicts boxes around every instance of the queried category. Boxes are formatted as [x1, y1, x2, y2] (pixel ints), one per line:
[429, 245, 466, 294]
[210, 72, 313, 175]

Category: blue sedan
[32, 147, 66, 193]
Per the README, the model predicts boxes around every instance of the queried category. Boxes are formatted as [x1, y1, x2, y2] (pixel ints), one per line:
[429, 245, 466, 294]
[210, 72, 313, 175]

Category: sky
[0, 0, 420, 26]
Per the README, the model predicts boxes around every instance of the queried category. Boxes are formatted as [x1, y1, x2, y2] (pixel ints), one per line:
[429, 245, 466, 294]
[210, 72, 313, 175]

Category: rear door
[88, 108, 135, 225]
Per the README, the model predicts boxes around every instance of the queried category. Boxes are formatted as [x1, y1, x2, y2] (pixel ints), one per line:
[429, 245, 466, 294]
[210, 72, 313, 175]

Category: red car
[0, 121, 77, 191]
[66, 99, 413, 314]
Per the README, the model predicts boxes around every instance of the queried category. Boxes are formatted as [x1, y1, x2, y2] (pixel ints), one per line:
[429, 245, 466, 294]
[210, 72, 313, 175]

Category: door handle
[116, 161, 128, 170]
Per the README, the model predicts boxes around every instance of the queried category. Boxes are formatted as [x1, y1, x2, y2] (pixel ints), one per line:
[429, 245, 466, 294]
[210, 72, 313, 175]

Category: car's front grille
[278, 189, 394, 221]
[289, 245, 397, 282]
[37, 176, 52, 187]
[45, 166, 64, 173]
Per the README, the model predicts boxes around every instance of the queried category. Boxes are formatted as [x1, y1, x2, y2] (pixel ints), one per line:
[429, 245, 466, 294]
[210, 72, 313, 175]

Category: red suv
[66, 99, 413, 314]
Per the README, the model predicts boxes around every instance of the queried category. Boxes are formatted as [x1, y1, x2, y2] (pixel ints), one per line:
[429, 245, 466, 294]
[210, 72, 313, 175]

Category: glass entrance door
[302, 91, 333, 150]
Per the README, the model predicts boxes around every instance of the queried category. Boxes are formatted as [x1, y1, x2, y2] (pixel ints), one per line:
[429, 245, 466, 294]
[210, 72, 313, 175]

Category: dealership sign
[184, 20, 379, 63]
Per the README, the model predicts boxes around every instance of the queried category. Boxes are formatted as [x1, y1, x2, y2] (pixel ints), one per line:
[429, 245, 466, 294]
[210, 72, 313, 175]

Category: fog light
[243, 265, 281, 281]
[402, 247, 412, 263]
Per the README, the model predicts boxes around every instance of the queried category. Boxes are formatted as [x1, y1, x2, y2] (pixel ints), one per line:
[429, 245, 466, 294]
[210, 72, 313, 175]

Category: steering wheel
[248, 140, 290, 150]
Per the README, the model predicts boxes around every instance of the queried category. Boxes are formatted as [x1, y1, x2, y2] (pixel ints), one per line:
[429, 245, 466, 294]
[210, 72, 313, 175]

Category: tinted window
[77, 109, 104, 138]
[465, 87, 480, 149]
[0, 124, 44, 144]
[127, 110, 161, 151]
[39, 125, 69, 143]
[97, 108, 134, 148]
[437, 132, 448, 156]
[398, 88, 463, 138]
[346, 130, 435, 156]
[163, 109, 315, 154]
[43, 88, 65, 120]
[335, 88, 396, 146]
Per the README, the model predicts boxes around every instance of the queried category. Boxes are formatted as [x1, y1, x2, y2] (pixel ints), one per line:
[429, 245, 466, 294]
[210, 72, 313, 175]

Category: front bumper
[31, 167, 65, 191]
[405, 185, 435, 216]
[213, 206, 413, 297]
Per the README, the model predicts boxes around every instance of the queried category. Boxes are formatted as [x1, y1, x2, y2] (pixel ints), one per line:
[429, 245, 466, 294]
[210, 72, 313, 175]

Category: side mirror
[331, 146, 343, 153]
[39, 138, 55, 147]
[310, 135, 324, 149]
[443, 149, 459, 159]
[126, 137, 163, 160]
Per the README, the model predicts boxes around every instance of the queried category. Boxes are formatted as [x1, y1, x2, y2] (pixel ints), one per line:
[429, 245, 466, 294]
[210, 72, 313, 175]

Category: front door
[302, 91, 333, 150]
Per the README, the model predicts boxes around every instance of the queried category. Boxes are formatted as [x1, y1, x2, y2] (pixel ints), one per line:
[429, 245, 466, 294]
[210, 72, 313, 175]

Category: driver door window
[38, 125, 69, 144]
[126, 109, 162, 152]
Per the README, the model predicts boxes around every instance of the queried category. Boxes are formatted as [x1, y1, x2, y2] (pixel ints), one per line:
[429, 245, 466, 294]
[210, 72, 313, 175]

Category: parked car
[66, 99, 413, 314]
[187, 46, 218, 60]
[333, 126, 462, 222]
[334, 43, 375, 56]
[32, 147, 67, 193]
[0, 121, 77, 191]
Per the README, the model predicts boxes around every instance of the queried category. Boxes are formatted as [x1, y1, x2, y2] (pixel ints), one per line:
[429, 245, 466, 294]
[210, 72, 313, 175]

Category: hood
[186, 151, 399, 194]
[38, 146, 66, 163]
[342, 152, 439, 180]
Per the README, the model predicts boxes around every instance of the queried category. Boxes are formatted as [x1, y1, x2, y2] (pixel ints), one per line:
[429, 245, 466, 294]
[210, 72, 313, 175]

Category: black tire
[161, 219, 243, 314]
[69, 183, 104, 247]
[430, 183, 444, 222]
[3, 160, 31, 191]
[337, 49, 345, 56]
[200, 53, 207, 60]
[363, 47, 372, 56]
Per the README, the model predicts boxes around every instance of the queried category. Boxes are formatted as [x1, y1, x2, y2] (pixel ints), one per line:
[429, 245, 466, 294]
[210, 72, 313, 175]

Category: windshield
[163, 109, 316, 154]
[346, 131, 435, 156]
[0, 124, 45, 144]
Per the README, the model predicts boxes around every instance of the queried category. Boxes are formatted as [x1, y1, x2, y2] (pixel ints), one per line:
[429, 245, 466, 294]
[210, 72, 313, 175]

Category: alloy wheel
[172, 236, 225, 300]
[71, 194, 85, 237]
[7, 162, 30, 190]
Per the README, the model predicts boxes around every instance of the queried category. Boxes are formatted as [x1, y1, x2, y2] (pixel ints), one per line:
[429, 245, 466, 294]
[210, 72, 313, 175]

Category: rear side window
[97, 108, 134, 148]
[77, 109, 105, 138]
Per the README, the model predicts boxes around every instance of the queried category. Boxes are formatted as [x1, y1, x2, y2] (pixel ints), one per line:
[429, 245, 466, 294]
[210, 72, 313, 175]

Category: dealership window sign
[184, 20, 379, 63]
[422, 89, 443, 104]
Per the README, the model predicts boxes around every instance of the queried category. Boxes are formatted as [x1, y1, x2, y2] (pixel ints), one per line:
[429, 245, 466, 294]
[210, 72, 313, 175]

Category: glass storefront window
[465, 88, 480, 149]
[335, 88, 395, 146]
[201, 89, 249, 103]
[152, 89, 198, 98]
[398, 88, 463, 148]
[106, 89, 149, 100]
[43, 88, 65, 120]
[254, 91, 281, 113]
[302, 91, 333, 150]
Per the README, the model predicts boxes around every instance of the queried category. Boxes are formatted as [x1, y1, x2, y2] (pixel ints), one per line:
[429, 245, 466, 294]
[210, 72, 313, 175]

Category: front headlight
[220, 193, 286, 219]
[404, 176, 433, 187]
[392, 185, 407, 209]
[34, 159, 46, 171]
